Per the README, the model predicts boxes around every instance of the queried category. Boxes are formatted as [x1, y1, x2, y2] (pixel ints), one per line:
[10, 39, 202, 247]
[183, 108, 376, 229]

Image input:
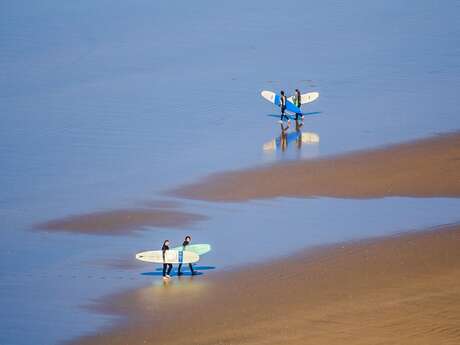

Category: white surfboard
[135, 250, 199, 264]
[261, 90, 276, 104]
[288, 92, 320, 105]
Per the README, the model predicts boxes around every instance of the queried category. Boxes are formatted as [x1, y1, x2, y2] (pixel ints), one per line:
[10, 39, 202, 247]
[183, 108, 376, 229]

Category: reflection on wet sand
[174, 132, 460, 202]
[84, 274, 211, 326]
[140, 275, 209, 304]
[263, 120, 320, 152]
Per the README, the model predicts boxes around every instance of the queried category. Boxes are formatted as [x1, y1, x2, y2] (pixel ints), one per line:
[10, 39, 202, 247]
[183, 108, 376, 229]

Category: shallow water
[1, 0, 459, 344]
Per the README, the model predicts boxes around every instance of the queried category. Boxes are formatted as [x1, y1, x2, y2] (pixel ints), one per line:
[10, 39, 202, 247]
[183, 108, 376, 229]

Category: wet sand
[172, 132, 460, 201]
[35, 208, 207, 235]
[71, 223, 460, 345]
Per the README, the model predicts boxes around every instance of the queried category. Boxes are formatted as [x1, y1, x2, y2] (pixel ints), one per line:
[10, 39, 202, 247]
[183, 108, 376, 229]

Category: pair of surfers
[161, 235, 197, 280]
[279, 88, 303, 122]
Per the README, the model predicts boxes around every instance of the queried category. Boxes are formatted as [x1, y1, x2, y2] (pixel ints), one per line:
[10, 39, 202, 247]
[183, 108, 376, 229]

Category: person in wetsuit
[162, 239, 173, 280]
[177, 235, 197, 276]
[280, 90, 289, 122]
[293, 88, 302, 121]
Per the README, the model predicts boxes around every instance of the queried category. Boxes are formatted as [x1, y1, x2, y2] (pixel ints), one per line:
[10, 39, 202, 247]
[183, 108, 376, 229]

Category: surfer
[293, 88, 302, 121]
[177, 235, 197, 276]
[162, 239, 173, 280]
[280, 90, 289, 122]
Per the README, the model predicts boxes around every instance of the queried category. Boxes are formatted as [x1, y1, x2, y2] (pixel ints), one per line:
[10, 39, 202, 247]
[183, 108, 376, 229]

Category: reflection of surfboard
[263, 132, 320, 151]
[288, 92, 319, 105]
[261, 90, 301, 114]
[172, 244, 211, 256]
[301, 132, 320, 143]
[136, 250, 199, 264]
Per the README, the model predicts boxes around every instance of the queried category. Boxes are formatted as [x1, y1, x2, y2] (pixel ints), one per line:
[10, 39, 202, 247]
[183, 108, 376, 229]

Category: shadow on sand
[267, 111, 322, 119]
[141, 266, 216, 277]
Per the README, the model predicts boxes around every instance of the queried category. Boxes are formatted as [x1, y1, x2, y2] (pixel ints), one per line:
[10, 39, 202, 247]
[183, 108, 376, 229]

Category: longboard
[261, 90, 301, 114]
[287, 92, 319, 105]
[172, 244, 211, 256]
[135, 250, 199, 264]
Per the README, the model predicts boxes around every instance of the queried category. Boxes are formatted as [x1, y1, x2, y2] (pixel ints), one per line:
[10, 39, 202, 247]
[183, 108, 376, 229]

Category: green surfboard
[172, 244, 211, 256]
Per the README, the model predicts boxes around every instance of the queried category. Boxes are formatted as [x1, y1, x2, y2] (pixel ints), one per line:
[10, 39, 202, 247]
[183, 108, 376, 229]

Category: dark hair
[280, 90, 285, 95]
[295, 88, 299, 92]
[185, 235, 191, 241]
[162, 239, 169, 246]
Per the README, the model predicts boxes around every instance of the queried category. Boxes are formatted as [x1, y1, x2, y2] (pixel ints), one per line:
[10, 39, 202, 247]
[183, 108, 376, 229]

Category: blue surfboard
[274, 94, 301, 114]
[261, 90, 301, 114]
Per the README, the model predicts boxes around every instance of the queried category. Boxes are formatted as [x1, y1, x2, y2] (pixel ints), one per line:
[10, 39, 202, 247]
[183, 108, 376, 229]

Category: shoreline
[70, 222, 460, 345]
[171, 131, 460, 201]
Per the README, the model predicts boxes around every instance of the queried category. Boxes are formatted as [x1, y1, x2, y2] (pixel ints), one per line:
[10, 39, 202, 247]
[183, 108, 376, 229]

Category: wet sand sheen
[172, 132, 460, 201]
[35, 208, 207, 235]
[70, 223, 460, 345]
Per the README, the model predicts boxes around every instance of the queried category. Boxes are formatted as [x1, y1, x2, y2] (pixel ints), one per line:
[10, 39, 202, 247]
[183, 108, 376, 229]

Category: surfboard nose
[261, 90, 275, 103]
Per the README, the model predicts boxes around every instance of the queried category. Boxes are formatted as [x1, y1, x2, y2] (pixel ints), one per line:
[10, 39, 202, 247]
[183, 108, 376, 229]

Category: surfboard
[261, 90, 301, 114]
[287, 92, 319, 105]
[135, 250, 199, 264]
[172, 244, 211, 256]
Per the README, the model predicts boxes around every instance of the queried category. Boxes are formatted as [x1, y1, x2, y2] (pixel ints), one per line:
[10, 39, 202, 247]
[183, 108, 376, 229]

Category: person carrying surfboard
[177, 235, 197, 276]
[162, 240, 173, 280]
[293, 88, 302, 121]
[280, 90, 289, 122]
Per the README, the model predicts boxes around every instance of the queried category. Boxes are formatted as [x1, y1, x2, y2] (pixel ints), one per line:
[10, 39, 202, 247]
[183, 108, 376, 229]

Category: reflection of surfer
[295, 119, 303, 149]
[279, 121, 290, 151]
[177, 235, 197, 276]
[162, 239, 172, 280]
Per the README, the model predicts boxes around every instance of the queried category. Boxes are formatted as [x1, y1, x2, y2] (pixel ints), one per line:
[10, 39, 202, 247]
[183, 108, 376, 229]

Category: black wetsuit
[162, 244, 172, 277]
[177, 240, 196, 275]
[280, 94, 287, 121]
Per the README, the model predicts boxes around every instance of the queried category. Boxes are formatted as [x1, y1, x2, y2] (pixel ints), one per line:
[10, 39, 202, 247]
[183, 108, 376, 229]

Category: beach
[69, 130, 460, 345]
[1, 1, 460, 344]
[72, 223, 460, 345]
